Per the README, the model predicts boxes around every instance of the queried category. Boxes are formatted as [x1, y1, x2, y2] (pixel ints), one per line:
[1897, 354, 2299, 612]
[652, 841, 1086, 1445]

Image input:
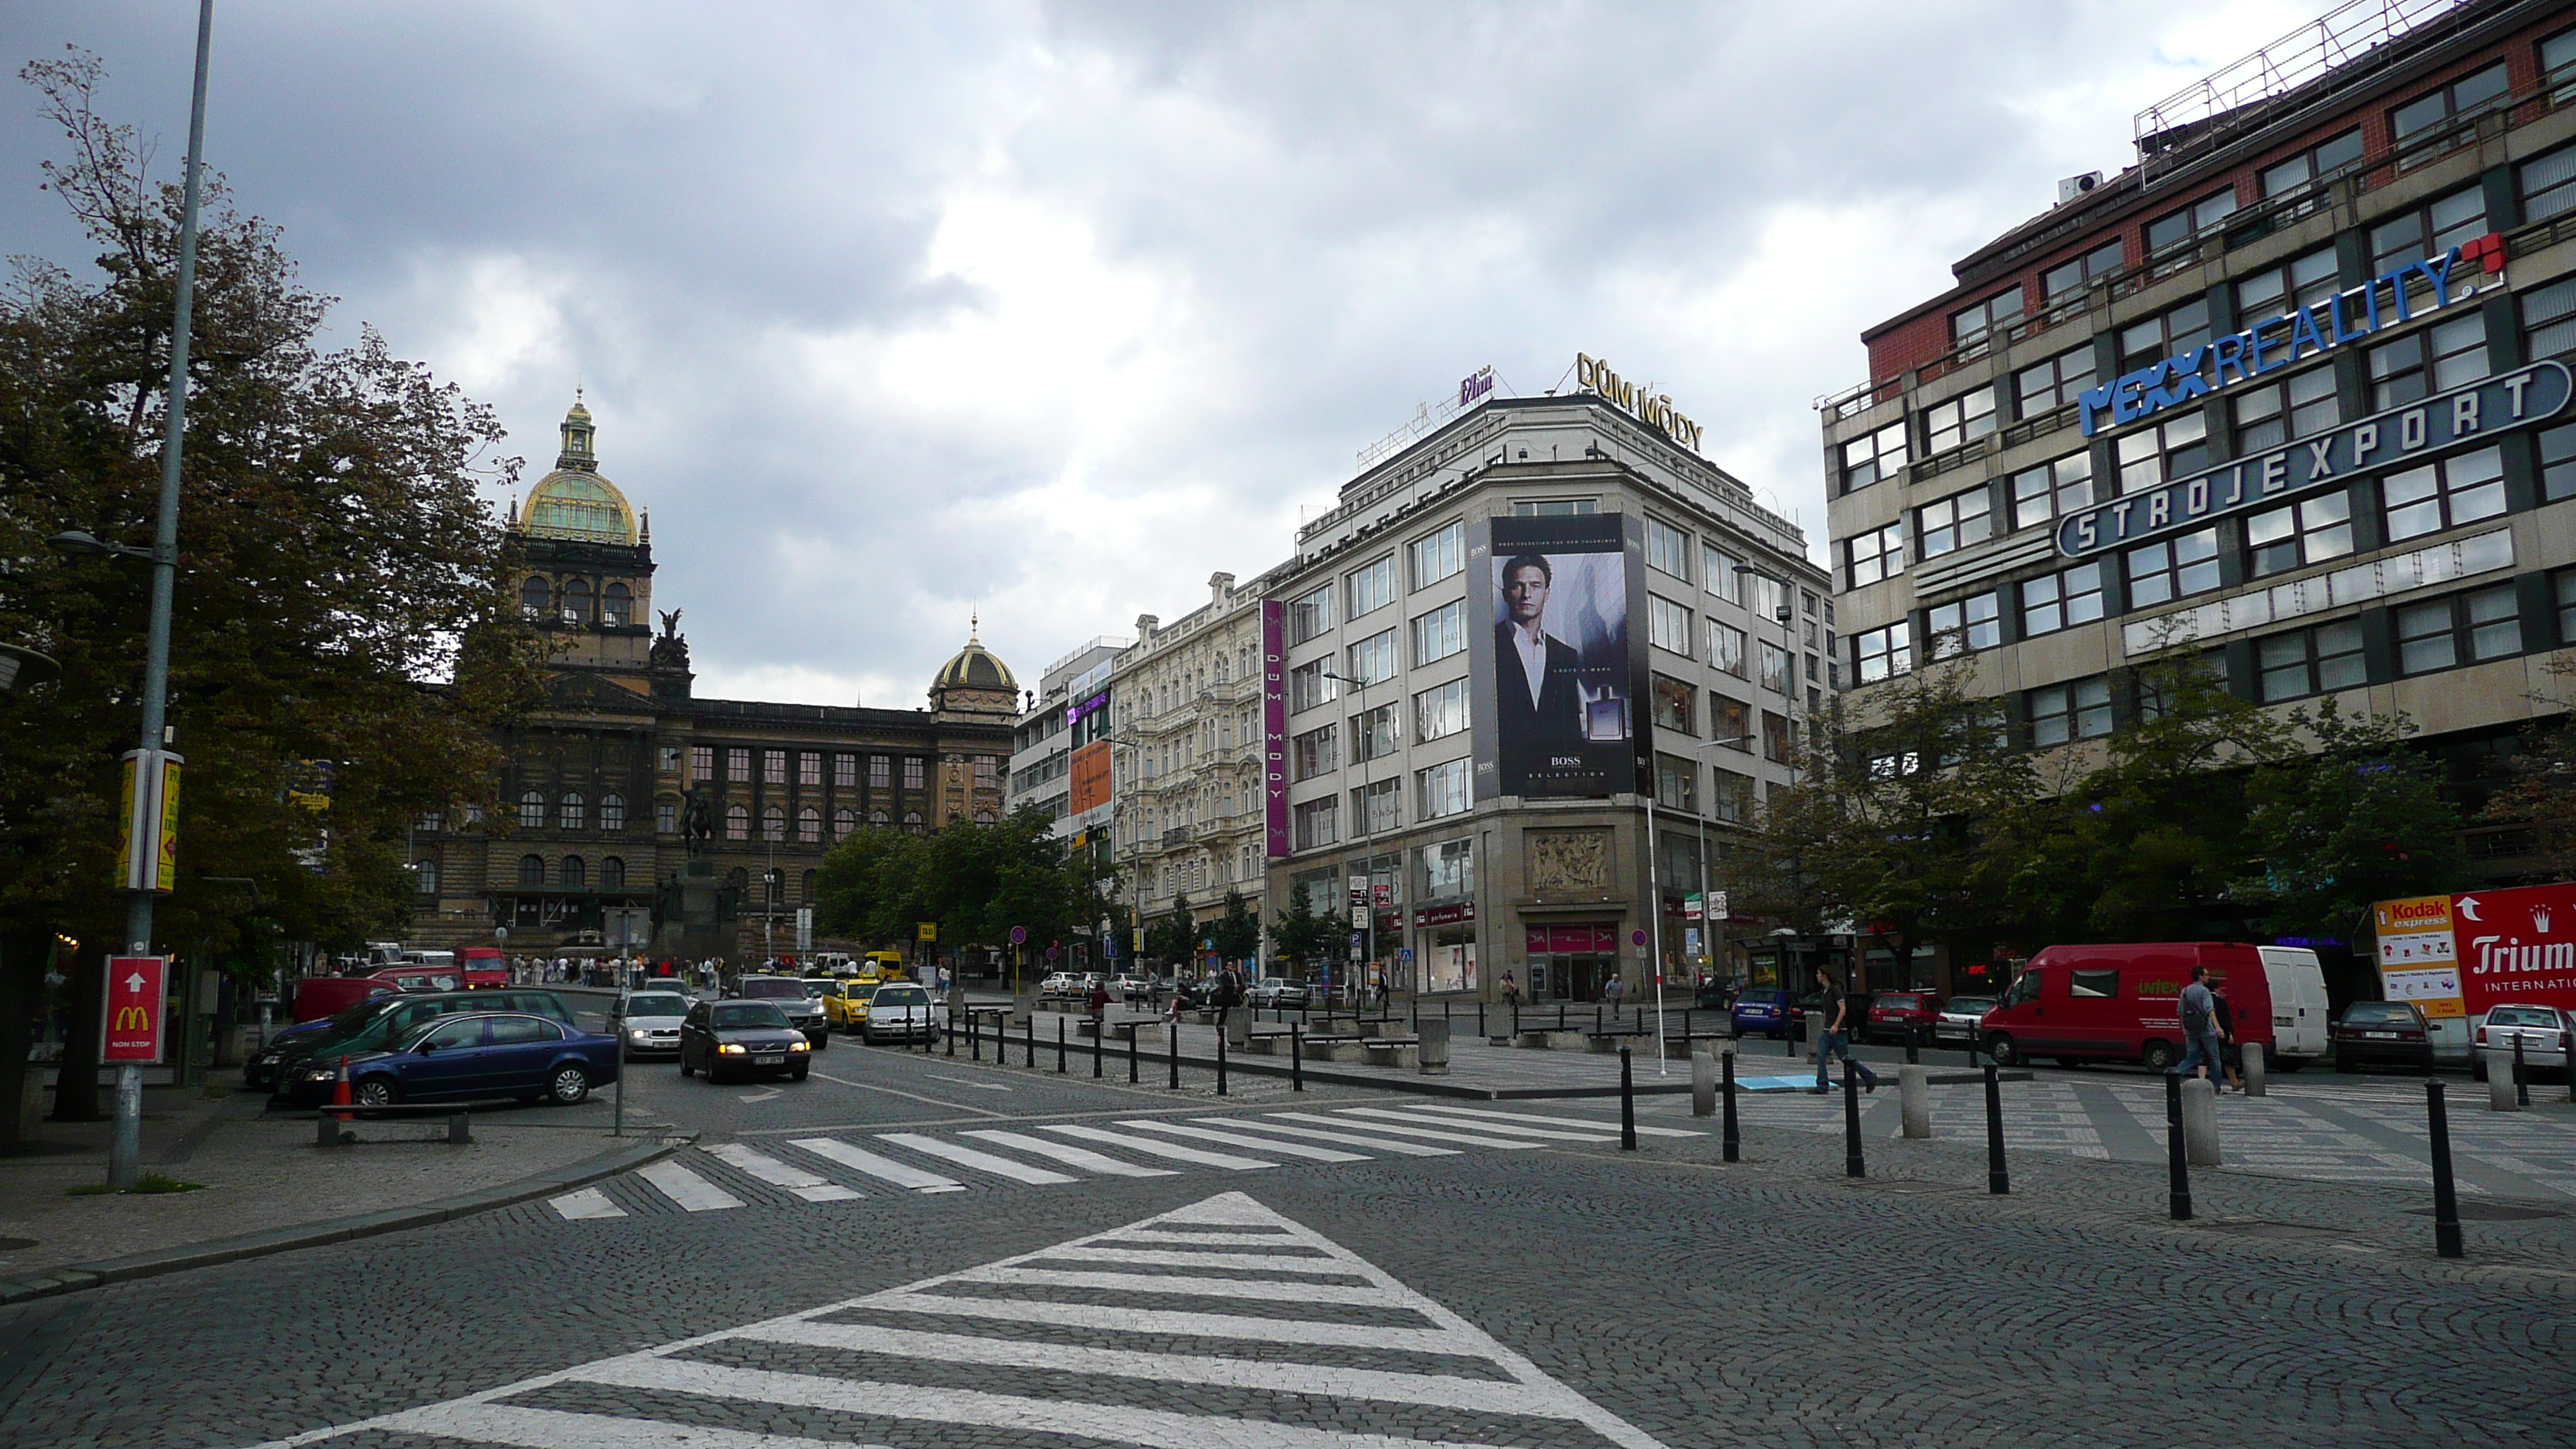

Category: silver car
[609, 988, 694, 1059]
[1934, 995, 1998, 1046]
[2475, 1004, 2571, 1074]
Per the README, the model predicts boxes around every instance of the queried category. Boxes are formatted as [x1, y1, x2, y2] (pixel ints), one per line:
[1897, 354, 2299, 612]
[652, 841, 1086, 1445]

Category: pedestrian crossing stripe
[245, 1191, 1674, 1449]
[1396, 1102, 1705, 1139]
[635, 1160, 741, 1212]
[705, 1142, 865, 1202]
[1334, 1105, 1626, 1143]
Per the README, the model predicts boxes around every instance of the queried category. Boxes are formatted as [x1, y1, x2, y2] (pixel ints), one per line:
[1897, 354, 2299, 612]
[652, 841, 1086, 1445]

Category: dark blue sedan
[283, 1012, 618, 1108]
[1732, 988, 1796, 1040]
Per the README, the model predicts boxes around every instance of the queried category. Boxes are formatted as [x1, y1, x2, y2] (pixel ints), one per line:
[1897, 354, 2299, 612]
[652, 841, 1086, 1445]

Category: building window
[2247, 492, 2355, 577]
[1291, 658, 1341, 711]
[1949, 288, 2023, 351]
[758, 805, 783, 842]
[726, 746, 750, 781]
[869, 754, 891, 789]
[517, 854, 543, 887]
[1654, 752, 1698, 811]
[1292, 725, 1338, 781]
[1640, 516, 1689, 579]
[2396, 584, 2523, 675]
[2541, 420, 2576, 502]
[903, 756, 926, 791]
[1650, 674, 1696, 736]
[834, 807, 856, 838]
[724, 803, 749, 841]
[2258, 618, 2366, 701]
[555, 790, 587, 830]
[2115, 298, 2211, 376]
[796, 752, 820, 787]
[759, 749, 783, 786]
[2144, 188, 2239, 259]
[1917, 487, 1992, 560]
[795, 807, 820, 844]
[519, 575, 550, 618]
[2232, 364, 2338, 454]
[2020, 562, 2105, 636]
[1838, 421, 1906, 493]
[1414, 677, 1470, 742]
[2382, 447, 2506, 543]
[2549, 26, 2576, 99]
[2043, 239, 2124, 301]
[1293, 796, 1339, 850]
[1289, 584, 1336, 644]
[562, 577, 591, 625]
[2369, 187, 2486, 275]
[1925, 591, 2000, 658]
[1405, 757, 1467, 822]
[1412, 599, 1464, 666]
[2259, 129, 2363, 197]
[690, 745, 713, 782]
[2367, 313, 2489, 409]
[1844, 522, 1904, 589]
[1420, 838, 1474, 899]
[1712, 768, 1754, 823]
[834, 753, 857, 790]
[1921, 386, 1996, 455]
[2555, 568, 2576, 641]
[1347, 628, 1399, 687]
[599, 793, 625, 832]
[1711, 693, 1751, 748]
[2234, 245, 2338, 320]
[2015, 346, 2091, 416]
[2521, 274, 2576, 361]
[2028, 677, 2113, 746]
[1512, 498, 1598, 516]
[1352, 777, 1402, 835]
[2526, 142, 2576, 228]
[868, 809, 889, 828]
[601, 856, 625, 890]
[1701, 545, 1741, 602]
[1409, 520, 1464, 589]
[2010, 451, 2096, 531]
[2125, 529, 2221, 607]
[1853, 622, 1910, 683]
[903, 811, 923, 834]
[519, 790, 544, 829]
[412, 858, 437, 896]
[602, 582, 632, 627]
[1709, 620, 1746, 679]
[1762, 711, 1793, 764]
[1759, 640, 1792, 694]
[1346, 555, 1397, 618]
[1647, 594, 1692, 655]
[656, 800, 677, 834]
[2389, 61, 2509, 159]
[2115, 413, 2208, 496]
[1350, 703, 1400, 763]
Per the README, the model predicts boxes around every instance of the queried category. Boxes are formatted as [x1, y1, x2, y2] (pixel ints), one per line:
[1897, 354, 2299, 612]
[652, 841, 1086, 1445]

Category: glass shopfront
[1525, 922, 1619, 1002]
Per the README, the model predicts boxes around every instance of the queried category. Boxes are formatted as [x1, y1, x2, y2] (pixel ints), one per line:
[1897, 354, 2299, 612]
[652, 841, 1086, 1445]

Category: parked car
[861, 981, 943, 1044]
[1979, 942, 2325, 1071]
[680, 999, 813, 1083]
[1692, 981, 1735, 1011]
[2472, 1004, 2572, 1078]
[2332, 1000, 2437, 1074]
[1732, 988, 1796, 1040]
[1108, 975, 1153, 1002]
[1866, 991, 1943, 1044]
[1934, 995, 1999, 1046]
[1037, 971, 1081, 1002]
[253, 989, 577, 1092]
[283, 1012, 618, 1108]
[608, 989, 694, 1060]
[734, 974, 829, 1047]
[827, 980, 879, 1032]
[286, 976, 396, 1024]
[1246, 977, 1310, 1009]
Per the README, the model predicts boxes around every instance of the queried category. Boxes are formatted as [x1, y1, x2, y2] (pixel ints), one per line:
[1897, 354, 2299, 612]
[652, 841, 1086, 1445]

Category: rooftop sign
[1576, 353, 1704, 452]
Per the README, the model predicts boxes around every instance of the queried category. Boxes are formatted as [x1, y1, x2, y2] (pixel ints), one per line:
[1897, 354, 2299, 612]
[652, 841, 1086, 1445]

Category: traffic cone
[331, 1055, 352, 1120]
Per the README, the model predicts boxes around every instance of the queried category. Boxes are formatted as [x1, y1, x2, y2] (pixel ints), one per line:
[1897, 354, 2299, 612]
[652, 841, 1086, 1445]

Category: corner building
[1825, 0, 2576, 909]
[1268, 386, 1828, 1003]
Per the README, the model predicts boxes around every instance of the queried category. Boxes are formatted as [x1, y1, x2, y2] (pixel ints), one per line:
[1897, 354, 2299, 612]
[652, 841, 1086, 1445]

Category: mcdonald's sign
[101, 955, 166, 1064]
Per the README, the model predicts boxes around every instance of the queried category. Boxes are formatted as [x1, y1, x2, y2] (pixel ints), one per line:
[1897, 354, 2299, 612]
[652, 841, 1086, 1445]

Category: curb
[0, 1132, 691, 1307]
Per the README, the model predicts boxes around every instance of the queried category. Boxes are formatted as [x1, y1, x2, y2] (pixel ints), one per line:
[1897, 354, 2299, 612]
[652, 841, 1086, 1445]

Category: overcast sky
[2, 0, 2337, 709]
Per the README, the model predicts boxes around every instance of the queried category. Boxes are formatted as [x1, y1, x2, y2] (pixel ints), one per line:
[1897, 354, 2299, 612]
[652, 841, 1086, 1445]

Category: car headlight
[718, 1043, 747, 1055]
[789, 1040, 810, 1052]
[302, 1067, 336, 1081]
[629, 1029, 653, 1043]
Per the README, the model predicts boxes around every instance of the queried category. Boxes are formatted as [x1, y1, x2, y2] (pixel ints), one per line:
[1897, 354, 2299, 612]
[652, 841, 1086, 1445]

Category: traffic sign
[1397, 947, 1413, 962]
[102, 955, 166, 1064]
[1630, 929, 1647, 947]
[1009, 925, 1028, 945]
[916, 921, 938, 943]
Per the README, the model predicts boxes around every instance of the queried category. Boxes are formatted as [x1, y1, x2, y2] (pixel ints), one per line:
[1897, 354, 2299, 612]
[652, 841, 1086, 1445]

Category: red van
[1980, 943, 2283, 1072]
[459, 946, 507, 991]
[289, 975, 396, 1023]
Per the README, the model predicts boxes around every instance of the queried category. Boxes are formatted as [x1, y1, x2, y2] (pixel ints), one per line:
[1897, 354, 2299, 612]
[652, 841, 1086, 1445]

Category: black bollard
[1844, 1061, 1865, 1178]
[1721, 1049, 1740, 1163]
[1128, 1025, 1139, 1084]
[2165, 1071, 2192, 1221]
[1479, 1001, 1486, 1037]
[970, 1012, 980, 1062]
[1057, 1016, 1066, 1074]
[2514, 1036, 2530, 1108]
[1217, 1027, 1228, 1096]
[1985, 1063, 2009, 1194]
[1512, 1001, 1520, 1036]
[1905, 1023, 1920, 1065]
[2427, 1078, 2464, 1259]
[1596, 1004, 1604, 1035]
[946, 1010, 955, 1056]
[1168, 1019, 1180, 1090]
[1619, 1046, 1637, 1150]
[1291, 1023, 1304, 1092]
[1025, 1014, 1035, 1069]
[1093, 1018, 1103, 1077]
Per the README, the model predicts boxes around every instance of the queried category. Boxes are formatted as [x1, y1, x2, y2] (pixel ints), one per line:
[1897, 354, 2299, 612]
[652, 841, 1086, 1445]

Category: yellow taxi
[827, 978, 882, 1033]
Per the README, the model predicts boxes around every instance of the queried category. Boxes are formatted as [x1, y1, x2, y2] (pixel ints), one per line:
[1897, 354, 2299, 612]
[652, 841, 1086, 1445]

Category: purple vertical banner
[1262, 598, 1289, 858]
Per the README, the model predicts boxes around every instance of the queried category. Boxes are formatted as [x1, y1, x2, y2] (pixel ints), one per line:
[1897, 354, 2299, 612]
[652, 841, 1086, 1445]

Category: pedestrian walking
[2174, 964, 2226, 1088]
[1604, 973, 1626, 1012]
[2211, 981, 2243, 1092]
[1502, 971, 1521, 1011]
[1213, 971, 1241, 1031]
[1810, 966, 1879, 1094]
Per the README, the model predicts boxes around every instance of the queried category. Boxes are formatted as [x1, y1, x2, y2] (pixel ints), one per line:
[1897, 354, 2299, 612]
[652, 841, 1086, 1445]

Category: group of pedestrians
[1802, 961, 2249, 1094]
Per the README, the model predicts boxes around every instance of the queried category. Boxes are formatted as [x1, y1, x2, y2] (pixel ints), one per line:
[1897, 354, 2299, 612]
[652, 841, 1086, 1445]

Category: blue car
[1732, 988, 1796, 1040]
[283, 1012, 618, 1108]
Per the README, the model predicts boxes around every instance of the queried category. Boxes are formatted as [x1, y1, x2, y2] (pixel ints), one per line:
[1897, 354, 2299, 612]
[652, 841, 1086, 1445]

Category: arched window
[560, 855, 586, 889]
[560, 792, 586, 831]
[833, 807, 856, 839]
[519, 790, 545, 829]
[796, 807, 820, 844]
[601, 856, 625, 889]
[563, 577, 592, 624]
[903, 810, 924, 834]
[603, 582, 632, 626]
[413, 858, 439, 896]
[869, 810, 889, 827]
[975, 810, 997, 825]
[762, 805, 785, 842]
[600, 793, 625, 831]
[725, 803, 749, 841]
[519, 576, 550, 618]
[517, 854, 544, 887]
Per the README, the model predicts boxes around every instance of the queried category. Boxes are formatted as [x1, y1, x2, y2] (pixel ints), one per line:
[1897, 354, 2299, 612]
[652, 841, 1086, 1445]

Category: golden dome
[522, 468, 639, 545]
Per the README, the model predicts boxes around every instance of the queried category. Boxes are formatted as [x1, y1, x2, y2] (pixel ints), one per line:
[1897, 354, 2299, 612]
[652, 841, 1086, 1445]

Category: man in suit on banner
[1495, 553, 1587, 773]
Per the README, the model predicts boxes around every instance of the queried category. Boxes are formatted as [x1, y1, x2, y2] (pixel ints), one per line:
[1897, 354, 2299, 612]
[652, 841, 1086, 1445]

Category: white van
[2258, 947, 2331, 1067]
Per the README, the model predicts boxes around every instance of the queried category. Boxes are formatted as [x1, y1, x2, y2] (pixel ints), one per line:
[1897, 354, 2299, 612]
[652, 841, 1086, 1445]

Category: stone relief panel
[1526, 831, 1610, 894]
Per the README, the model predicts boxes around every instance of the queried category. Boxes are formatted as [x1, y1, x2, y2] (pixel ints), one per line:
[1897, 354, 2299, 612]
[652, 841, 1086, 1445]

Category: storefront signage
[1459, 365, 1494, 409]
[1262, 600, 1287, 859]
[2079, 233, 2506, 438]
[2372, 884, 2576, 1019]
[2056, 361, 2571, 559]
[1413, 902, 1475, 928]
[1575, 353, 1704, 452]
[1067, 690, 1108, 724]
[1524, 923, 1619, 954]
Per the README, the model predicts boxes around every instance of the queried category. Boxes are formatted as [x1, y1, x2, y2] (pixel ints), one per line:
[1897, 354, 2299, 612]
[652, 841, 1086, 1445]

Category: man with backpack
[2175, 964, 2227, 1090]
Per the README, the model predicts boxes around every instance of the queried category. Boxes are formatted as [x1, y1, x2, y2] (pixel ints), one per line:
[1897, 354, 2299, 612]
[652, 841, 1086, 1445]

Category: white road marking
[929, 1074, 1013, 1091]
[1332, 1105, 1622, 1142]
[735, 1089, 781, 1104]
[1397, 1101, 1705, 1137]
[238, 1190, 1673, 1449]
[703, 1142, 862, 1202]
[802, 1068, 1011, 1118]
[1035, 1122, 1276, 1170]
[1114, 1118, 1369, 1161]
[1032, 1245, 1365, 1274]
[786, 1136, 965, 1193]
[546, 1187, 625, 1221]
[635, 1160, 742, 1213]
[1261, 1110, 1543, 1149]
[1193, 1115, 1460, 1156]
[961, 1129, 1179, 1177]
[876, 1132, 1079, 1185]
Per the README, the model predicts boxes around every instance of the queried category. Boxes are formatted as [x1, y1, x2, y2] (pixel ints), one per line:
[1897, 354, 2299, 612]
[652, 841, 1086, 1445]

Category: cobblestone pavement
[2, 1043, 2571, 1448]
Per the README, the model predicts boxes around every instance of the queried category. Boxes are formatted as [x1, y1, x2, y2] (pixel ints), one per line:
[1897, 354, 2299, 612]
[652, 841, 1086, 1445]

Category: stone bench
[1361, 1037, 1420, 1068]
[1516, 1029, 1588, 1050]
[1298, 1035, 1368, 1064]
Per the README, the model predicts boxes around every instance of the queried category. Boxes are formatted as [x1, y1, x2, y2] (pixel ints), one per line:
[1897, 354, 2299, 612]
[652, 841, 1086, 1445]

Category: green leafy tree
[1267, 880, 1339, 974]
[2481, 656, 2576, 878]
[811, 806, 1085, 966]
[1145, 894, 1197, 969]
[0, 55, 539, 1131]
[2238, 698, 2467, 940]
[1209, 889, 1261, 966]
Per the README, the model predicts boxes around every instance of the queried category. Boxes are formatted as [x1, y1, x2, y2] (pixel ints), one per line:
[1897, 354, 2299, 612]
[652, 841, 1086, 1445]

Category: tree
[810, 806, 1088, 968]
[1267, 881, 1339, 974]
[1208, 889, 1261, 966]
[2239, 698, 2467, 940]
[0, 55, 538, 1131]
[1145, 894, 1197, 969]
[2482, 655, 2576, 877]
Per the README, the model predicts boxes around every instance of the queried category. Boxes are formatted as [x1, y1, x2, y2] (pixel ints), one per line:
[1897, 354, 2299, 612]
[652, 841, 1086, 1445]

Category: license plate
[2363, 1031, 2396, 1039]
[754, 1053, 785, 1065]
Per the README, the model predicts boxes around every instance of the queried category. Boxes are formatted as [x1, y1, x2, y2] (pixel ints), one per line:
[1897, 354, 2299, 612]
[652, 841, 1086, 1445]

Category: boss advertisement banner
[1471, 513, 1648, 800]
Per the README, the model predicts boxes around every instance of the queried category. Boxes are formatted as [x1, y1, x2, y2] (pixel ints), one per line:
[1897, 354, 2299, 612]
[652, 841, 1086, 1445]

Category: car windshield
[739, 979, 804, 999]
[850, 984, 880, 1002]
[625, 995, 688, 1017]
[803, 982, 827, 997]
[875, 987, 928, 1005]
[1879, 994, 1921, 1009]
[2344, 1003, 2413, 1024]
[713, 1002, 790, 1029]
[327, 1002, 390, 1033]
[1945, 997, 1996, 1013]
